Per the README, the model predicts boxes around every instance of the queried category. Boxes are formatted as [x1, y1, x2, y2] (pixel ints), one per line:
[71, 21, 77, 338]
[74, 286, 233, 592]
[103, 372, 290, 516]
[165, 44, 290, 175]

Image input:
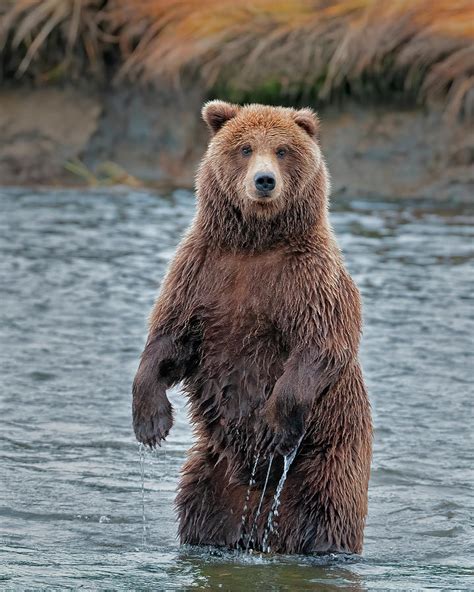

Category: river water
[0, 187, 472, 591]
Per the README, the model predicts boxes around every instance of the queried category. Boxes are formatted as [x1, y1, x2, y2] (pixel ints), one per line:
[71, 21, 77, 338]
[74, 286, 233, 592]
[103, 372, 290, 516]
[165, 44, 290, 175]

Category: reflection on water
[0, 187, 473, 590]
[178, 550, 365, 592]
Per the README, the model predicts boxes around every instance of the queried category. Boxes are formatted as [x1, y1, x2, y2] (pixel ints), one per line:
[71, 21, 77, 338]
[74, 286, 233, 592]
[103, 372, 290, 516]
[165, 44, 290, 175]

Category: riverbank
[0, 84, 472, 201]
[2, 0, 473, 199]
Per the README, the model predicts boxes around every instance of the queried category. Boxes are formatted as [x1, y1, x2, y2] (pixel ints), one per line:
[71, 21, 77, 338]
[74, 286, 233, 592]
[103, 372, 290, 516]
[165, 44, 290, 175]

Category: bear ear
[293, 108, 320, 140]
[202, 100, 240, 135]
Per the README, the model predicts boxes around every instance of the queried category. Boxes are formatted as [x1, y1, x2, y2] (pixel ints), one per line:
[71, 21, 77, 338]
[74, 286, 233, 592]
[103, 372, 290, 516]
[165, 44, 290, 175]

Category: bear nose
[254, 172, 276, 193]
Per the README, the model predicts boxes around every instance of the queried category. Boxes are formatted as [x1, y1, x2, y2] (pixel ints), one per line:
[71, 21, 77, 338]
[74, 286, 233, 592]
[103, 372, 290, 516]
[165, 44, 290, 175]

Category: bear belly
[183, 313, 287, 462]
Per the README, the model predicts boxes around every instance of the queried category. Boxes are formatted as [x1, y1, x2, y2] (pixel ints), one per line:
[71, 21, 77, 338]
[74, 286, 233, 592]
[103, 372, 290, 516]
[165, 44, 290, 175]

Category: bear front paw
[261, 394, 305, 457]
[270, 422, 304, 457]
[132, 391, 173, 448]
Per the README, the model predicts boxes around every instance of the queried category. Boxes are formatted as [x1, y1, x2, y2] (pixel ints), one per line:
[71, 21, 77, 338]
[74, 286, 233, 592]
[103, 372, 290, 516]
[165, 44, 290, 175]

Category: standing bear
[132, 101, 372, 554]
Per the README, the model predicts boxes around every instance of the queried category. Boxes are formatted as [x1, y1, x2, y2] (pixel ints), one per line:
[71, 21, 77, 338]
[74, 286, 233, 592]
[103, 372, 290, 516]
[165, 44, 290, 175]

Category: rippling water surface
[0, 187, 473, 591]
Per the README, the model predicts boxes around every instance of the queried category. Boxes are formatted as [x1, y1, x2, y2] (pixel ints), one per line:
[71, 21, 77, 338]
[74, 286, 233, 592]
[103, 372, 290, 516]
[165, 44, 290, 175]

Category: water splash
[261, 436, 304, 553]
[245, 453, 274, 552]
[239, 451, 260, 546]
[138, 443, 147, 548]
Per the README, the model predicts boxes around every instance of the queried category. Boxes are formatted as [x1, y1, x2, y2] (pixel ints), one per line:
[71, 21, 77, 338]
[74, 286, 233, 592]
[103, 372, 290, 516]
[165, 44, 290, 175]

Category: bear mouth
[246, 188, 280, 206]
[253, 191, 273, 201]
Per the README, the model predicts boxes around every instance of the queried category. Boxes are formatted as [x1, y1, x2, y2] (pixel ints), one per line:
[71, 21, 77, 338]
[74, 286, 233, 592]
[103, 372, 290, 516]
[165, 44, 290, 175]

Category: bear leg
[176, 448, 248, 548]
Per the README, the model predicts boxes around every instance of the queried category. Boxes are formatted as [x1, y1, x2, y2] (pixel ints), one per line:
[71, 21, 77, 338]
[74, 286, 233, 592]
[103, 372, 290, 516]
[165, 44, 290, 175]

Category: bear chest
[203, 251, 284, 332]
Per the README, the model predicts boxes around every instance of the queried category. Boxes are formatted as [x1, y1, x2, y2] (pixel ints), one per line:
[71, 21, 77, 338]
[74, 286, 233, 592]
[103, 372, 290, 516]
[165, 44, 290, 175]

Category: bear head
[196, 101, 330, 250]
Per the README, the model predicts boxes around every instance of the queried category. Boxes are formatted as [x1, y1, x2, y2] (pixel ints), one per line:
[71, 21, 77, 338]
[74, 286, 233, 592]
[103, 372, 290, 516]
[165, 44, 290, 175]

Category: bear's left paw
[270, 424, 304, 457]
[261, 394, 305, 457]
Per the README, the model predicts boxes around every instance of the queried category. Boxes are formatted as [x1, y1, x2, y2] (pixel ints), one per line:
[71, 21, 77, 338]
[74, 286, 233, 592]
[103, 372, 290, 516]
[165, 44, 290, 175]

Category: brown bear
[132, 101, 372, 555]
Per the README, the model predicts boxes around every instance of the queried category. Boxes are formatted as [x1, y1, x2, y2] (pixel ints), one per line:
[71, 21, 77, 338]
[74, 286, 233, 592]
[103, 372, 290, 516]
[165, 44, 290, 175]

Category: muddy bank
[0, 85, 472, 200]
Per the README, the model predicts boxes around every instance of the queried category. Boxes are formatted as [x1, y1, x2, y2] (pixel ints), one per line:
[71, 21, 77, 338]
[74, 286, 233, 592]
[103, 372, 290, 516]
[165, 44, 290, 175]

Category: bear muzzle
[254, 171, 276, 196]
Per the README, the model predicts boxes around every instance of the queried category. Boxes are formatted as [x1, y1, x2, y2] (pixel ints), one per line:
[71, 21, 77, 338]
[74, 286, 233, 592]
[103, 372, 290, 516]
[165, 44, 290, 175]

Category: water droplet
[239, 450, 260, 548]
[246, 453, 274, 552]
[138, 442, 147, 548]
[261, 435, 303, 553]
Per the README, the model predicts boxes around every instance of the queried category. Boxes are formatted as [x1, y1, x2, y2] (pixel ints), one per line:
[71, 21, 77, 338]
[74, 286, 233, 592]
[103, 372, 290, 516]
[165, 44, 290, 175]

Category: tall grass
[0, 0, 110, 80]
[1, 0, 473, 117]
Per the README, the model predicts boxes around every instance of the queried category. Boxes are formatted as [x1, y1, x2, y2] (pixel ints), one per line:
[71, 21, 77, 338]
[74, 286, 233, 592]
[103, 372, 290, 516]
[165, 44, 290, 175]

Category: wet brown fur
[132, 101, 372, 554]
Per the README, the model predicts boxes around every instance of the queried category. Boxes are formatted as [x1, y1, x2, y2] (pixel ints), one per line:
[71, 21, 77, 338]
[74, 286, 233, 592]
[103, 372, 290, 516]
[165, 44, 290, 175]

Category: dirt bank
[0, 85, 472, 201]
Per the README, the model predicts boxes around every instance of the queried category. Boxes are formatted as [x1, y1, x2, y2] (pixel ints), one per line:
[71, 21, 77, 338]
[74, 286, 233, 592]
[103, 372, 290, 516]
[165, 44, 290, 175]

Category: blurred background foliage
[1, 0, 473, 119]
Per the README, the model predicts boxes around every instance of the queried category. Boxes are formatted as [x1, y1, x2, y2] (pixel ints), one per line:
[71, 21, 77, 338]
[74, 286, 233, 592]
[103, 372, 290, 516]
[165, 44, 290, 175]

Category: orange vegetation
[1, 0, 473, 117]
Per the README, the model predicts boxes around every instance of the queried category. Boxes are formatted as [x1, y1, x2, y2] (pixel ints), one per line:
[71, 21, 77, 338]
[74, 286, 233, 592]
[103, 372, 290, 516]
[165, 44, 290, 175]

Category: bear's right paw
[133, 397, 173, 448]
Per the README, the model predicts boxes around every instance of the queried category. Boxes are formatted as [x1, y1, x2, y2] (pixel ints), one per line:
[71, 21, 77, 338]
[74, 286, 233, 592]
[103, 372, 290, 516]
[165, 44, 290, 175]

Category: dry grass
[0, 0, 110, 79]
[64, 158, 143, 186]
[1, 0, 473, 117]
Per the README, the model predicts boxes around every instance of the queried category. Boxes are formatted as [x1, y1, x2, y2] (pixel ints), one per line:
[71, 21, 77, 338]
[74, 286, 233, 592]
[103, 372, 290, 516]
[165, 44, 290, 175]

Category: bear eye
[241, 145, 252, 156]
[276, 147, 287, 158]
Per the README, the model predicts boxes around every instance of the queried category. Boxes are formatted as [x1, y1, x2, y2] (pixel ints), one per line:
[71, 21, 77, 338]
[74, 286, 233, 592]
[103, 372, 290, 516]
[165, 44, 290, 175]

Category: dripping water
[245, 453, 274, 552]
[138, 443, 147, 548]
[261, 436, 304, 553]
[239, 451, 260, 547]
